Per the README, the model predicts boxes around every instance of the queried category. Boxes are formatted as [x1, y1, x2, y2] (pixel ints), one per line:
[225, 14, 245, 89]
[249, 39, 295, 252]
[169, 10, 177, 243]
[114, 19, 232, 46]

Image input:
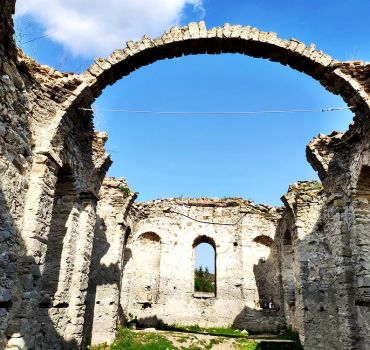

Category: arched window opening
[134, 232, 161, 307]
[283, 230, 293, 254]
[193, 236, 216, 298]
[282, 230, 295, 306]
[139, 231, 160, 243]
[253, 235, 274, 264]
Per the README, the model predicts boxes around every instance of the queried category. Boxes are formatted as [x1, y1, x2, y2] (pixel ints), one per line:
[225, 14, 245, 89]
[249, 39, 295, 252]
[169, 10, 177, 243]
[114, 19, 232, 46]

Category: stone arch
[9, 21, 367, 183]
[39, 21, 368, 188]
[72, 22, 370, 123]
[138, 231, 161, 242]
[253, 234, 274, 247]
[193, 234, 216, 249]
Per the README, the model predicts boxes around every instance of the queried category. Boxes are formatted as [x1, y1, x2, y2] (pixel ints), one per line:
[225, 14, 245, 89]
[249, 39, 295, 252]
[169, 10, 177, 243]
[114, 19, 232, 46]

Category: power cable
[163, 208, 247, 226]
[79, 106, 353, 116]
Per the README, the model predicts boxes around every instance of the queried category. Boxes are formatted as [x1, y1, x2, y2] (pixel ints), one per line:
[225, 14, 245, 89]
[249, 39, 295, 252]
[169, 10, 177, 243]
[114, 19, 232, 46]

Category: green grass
[234, 338, 259, 350]
[239, 342, 259, 350]
[177, 336, 189, 343]
[273, 329, 303, 350]
[89, 344, 108, 350]
[161, 324, 248, 338]
[110, 327, 177, 350]
[204, 338, 223, 349]
[89, 327, 302, 350]
[117, 185, 131, 196]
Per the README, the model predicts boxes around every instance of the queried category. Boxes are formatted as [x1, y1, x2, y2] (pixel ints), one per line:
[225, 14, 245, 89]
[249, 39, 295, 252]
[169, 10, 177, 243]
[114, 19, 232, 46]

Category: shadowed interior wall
[350, 166, 370, 348]
[42, 166, 80, 338]
[280, 230, 296, 328]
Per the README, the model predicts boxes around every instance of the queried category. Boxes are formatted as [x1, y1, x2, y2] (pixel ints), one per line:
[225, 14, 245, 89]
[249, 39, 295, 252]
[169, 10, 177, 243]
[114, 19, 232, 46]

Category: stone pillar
[22, 154, 59, 261]
[327, 196, 357, 350]
[5, 154, 59, 349]
[64, 193, 97, 346]
[84, 178, 135, 347]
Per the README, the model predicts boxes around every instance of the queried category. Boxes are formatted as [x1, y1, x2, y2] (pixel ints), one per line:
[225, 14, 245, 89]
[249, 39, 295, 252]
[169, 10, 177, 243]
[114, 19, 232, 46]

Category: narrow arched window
[283, 229, 293, 247]
[135, 232, 161, 305]
[282, 230, 295, 306]
[193, 236, 216, 297]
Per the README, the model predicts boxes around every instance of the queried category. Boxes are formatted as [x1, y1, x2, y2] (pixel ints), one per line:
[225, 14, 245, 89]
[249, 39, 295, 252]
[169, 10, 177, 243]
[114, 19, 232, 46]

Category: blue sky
[195, 243, 215, 273]
[15, 0, 370, 209]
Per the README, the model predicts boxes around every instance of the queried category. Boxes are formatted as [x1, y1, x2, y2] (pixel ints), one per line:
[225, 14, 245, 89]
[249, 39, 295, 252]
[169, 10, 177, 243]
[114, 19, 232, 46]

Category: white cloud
[15, 0, 204, 58]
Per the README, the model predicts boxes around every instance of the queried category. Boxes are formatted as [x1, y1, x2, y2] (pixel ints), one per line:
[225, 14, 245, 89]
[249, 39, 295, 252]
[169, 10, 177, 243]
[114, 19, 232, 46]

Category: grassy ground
[88, 326, 302, 350]
[89, 327, 258, 350]
[160, 324, 250, 338]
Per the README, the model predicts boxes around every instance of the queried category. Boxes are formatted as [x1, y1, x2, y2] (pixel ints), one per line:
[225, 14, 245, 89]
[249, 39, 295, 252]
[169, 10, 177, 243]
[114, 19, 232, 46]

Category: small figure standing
[268, 299, 273, 312]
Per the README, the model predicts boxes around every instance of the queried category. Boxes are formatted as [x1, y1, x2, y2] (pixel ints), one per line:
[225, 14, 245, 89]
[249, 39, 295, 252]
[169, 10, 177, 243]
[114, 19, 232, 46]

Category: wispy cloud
[15, 0, 205, 58]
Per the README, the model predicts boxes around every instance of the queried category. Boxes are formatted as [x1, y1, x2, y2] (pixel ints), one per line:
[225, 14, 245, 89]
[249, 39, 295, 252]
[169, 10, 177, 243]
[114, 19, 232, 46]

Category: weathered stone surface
[121, 198, 284, 332]
[0, 5, 370, 349]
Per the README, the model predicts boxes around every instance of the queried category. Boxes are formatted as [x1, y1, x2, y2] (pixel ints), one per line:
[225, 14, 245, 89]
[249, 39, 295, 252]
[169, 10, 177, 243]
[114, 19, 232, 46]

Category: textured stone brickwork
[83, 177, 136, 347]
[0, 4, 370, 349]
[121, 198, 285, 333]
[0, 4, 111, 348]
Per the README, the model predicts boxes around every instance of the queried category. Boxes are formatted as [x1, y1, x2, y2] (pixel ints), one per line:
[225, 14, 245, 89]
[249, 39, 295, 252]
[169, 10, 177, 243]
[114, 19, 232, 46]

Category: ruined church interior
[1, 2, 370, 349]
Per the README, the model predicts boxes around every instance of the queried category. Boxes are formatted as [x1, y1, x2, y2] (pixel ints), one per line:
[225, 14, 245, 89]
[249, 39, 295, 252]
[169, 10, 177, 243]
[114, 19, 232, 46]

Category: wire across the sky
[79, 106, 353, 116]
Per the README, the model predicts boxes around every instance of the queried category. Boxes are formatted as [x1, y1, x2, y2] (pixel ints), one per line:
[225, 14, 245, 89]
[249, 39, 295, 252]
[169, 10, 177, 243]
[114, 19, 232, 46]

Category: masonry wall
[0, 5, 112, 348]
[1, 4, 370, 349]
[0, 3, 37, 346]
[121, 198, 285, 333]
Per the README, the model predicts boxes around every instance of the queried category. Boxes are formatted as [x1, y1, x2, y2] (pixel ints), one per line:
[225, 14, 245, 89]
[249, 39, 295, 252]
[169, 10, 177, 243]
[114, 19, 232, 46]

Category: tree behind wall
[194, 266, 215, 292]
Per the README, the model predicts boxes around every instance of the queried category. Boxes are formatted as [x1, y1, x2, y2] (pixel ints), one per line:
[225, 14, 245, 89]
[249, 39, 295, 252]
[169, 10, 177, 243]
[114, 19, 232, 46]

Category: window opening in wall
[283, 230, 293, 247]
[135, 232, 161, 307]
[282, 230, 295, 306]
[253, 235, 273, 265]
[193, 236, 216, 298]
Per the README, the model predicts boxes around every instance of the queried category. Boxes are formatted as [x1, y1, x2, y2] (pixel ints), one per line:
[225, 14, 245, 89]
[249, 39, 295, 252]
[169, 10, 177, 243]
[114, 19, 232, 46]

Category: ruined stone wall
[121, 198, 285, 333]
[0, 6, 113, 348]
[0, 3, 370, 348]
[279, 182, 329, 347]
[0, 6, 41, 345]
